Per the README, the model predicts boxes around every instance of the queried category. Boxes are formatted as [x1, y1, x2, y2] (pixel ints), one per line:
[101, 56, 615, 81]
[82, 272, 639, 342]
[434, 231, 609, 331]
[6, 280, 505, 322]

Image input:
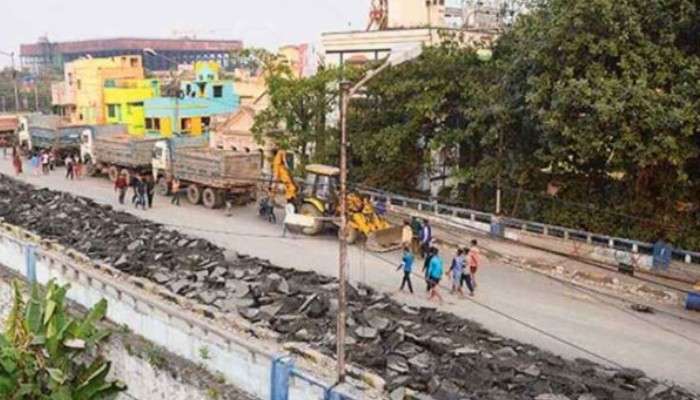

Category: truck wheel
[202, 188, 223, 209]
[300, 203, 324, 235]
[157, 177, 170, 196]
[108, 166, 120, 182]
[187, 185, 202, 204]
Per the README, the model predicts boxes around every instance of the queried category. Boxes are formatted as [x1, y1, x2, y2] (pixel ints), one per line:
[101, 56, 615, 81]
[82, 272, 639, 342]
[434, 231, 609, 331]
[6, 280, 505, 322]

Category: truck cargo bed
[173, 148, 261, 189]
[94, 134, 160, 168]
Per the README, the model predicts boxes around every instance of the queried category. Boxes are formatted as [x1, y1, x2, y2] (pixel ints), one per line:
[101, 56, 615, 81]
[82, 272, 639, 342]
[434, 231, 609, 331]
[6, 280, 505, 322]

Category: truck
[152, 140, 262, 209]
[16, 115, 80, 158]
[80, 125, 162, 181]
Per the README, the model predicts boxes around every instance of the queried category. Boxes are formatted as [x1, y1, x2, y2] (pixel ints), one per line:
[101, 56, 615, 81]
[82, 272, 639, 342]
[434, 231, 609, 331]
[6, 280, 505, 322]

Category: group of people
[114, 173, 156, 210]
[7, 146, 84, 181]
[398, 218, 482, 304]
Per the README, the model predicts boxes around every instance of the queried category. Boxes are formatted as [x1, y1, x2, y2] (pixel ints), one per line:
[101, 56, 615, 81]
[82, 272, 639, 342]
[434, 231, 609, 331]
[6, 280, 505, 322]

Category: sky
[0, 0, 370, 66]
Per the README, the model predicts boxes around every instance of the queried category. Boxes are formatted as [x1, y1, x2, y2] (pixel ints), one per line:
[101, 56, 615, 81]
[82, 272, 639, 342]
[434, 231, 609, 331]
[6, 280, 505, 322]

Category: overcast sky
[0, 0, 370, 66]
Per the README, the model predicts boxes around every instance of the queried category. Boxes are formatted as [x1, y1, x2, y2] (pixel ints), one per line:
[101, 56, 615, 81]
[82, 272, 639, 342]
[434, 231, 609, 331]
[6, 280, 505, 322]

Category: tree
[252, 65, 343, 167]
[0, 280, 126, 399]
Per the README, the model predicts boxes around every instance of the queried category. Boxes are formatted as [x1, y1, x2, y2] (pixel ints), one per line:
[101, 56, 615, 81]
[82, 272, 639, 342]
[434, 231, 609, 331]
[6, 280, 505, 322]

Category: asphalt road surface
[2, 160, 699, 393]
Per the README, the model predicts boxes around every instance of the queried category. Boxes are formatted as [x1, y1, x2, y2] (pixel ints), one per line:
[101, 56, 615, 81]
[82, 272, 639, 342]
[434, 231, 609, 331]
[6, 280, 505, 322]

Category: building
[103, 79, 161, 135]
[51, 55, 147, 126]
[321, 0, 499, 66]
[143, 61, 239, 137]
[20, 37, 243, 74]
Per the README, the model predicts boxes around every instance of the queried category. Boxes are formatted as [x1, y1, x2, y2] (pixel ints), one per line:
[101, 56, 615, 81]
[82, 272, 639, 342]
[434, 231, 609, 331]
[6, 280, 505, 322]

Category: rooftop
[20, 37, 243, 57]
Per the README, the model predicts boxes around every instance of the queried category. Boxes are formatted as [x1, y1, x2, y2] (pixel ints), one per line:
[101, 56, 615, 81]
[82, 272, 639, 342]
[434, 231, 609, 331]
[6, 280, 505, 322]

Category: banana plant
[0, 280, 126, 399]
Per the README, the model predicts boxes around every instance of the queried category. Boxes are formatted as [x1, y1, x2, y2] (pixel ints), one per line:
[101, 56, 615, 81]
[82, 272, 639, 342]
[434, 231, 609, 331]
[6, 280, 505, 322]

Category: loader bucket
[365, 225, 404, 253]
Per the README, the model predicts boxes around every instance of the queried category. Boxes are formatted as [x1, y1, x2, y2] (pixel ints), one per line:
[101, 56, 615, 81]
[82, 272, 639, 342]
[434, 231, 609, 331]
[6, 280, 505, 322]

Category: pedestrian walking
[449, 249, 466, 296]
[396, 246, 415, 293]
[130, 174, 139, 205]
[410, 217, 422, 254]
[420, 219, 432, 258]
[401, 220, 413, 248]
[41, 151, 49, 174]
[468, 240, 481, 289]
[30, 153, 41, 176]
[134, 176, 147, 210]
[64, 155, 74, 180]
[170, 178, 181, 206]
[114, 172, 128, 205]
[460, 247, 475, 296]
[427, 248, 444, 304]
[146, 176, 155, 208]
[74, 156, 83, 180]
[0, 137, 7, 159]
[422, 247, 436, 292]
[49, 148, 56, 171]
[12, 149, 22, 175]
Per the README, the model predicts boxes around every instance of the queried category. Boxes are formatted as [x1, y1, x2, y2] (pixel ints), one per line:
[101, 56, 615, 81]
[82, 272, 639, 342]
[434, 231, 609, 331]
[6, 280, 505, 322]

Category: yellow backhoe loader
[271, 150, 403, 252]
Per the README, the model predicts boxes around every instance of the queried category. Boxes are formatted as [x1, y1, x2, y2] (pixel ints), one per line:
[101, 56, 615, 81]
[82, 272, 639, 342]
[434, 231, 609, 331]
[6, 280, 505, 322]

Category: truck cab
[79, 128, 95, 164]
[151, 140, 172, 191]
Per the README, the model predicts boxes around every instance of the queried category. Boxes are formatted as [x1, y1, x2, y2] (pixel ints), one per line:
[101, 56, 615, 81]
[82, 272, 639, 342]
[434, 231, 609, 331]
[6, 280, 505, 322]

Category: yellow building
[53, 55, 146, 125]
[103, 79, 160, 135]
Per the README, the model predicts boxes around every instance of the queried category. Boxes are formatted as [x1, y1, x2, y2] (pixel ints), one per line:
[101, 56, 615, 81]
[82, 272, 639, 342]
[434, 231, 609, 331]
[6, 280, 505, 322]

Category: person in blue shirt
[396, 246, 415, 293]
[427, 248, 444, 304]
[449, 249, 466, 296]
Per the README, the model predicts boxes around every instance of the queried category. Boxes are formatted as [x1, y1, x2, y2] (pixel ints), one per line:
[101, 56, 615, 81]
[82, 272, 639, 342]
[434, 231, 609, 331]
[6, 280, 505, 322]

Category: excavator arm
[272, 150, 298, 202]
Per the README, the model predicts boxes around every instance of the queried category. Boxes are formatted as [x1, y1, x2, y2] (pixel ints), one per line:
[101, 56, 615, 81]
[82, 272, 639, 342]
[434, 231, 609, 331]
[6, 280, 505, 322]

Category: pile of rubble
[0, 176, 696, 400]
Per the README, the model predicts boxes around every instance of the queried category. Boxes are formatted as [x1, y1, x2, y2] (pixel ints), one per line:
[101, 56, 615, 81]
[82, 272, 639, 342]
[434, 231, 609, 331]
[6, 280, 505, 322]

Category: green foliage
[251, 56, 345, 167]
[255, 0, 700, 248]
[0, 280, 126, 400]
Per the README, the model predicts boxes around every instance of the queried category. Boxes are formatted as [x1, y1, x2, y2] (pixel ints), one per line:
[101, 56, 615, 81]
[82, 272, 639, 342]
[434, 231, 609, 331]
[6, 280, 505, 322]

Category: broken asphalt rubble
[0, 176, 696, 400]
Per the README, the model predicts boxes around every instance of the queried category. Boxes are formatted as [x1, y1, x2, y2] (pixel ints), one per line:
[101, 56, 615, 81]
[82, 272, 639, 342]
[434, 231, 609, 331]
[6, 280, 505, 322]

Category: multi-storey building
[51, 56, 147, 126]
[143, 61, 239, 137]
[21, 37, 243, 74]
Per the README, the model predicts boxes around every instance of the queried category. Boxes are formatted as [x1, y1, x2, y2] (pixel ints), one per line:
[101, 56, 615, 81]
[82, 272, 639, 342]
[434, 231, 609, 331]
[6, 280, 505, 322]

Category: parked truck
[80, 125, 162, 181]
[16, 115, 81, 158]
[152, 140, 262, 209]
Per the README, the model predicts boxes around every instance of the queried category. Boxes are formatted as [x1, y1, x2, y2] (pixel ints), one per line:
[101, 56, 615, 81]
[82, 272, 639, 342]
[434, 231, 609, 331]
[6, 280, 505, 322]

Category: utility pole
[496, 130, 503, 215]
[1, 96, 5, 112]
[337, 81, 351, 382]
[335, 45, 422, 384]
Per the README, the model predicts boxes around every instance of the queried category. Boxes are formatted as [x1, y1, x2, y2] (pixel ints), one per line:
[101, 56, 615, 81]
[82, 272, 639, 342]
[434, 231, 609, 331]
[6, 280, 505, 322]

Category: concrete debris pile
[0, 176, 696, 400]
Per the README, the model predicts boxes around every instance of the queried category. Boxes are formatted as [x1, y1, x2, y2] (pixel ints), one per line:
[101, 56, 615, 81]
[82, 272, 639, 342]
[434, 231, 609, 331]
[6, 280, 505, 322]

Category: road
[3, 161, 700, 393]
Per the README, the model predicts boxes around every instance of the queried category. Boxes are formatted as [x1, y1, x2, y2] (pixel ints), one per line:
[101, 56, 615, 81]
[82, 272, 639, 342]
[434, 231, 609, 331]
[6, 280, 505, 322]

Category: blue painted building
[144, 61, 239, 136]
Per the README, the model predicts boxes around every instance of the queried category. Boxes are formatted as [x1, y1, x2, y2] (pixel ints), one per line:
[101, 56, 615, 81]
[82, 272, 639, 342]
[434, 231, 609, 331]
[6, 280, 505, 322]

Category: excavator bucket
[365, 225, 404, 253]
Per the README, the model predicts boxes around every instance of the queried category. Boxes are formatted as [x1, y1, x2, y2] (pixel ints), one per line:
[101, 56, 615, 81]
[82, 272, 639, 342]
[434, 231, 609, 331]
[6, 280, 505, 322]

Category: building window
[107, 105, 117, 119]
[77, 80, 82, 90]
[130, 57, 138, 67]
[146, 118, 161, 130]
[180, 118, 192, 133]
[213, 85, 223, 98]
[202, 117, 211, 128]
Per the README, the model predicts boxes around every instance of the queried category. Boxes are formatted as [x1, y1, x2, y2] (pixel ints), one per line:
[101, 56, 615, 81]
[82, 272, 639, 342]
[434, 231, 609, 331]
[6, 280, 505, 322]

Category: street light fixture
[0, 50, 21, 112]
[336, 44, 422, 383]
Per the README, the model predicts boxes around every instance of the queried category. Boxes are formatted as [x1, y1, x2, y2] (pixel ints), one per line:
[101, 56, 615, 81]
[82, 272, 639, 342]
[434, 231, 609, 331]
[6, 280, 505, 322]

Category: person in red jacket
[468, 239, 481, 289]
[114, 173, 128, 205]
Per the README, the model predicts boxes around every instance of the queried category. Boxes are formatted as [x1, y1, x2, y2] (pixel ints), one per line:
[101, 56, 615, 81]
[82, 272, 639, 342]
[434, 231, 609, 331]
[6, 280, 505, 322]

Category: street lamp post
[0, 50, 21, 112]
[336, 44, 422, 383]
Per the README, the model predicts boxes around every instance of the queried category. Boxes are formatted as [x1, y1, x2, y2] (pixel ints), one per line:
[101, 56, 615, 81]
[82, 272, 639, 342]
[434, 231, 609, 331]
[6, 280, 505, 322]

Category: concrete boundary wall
[0, 223, 380, 400]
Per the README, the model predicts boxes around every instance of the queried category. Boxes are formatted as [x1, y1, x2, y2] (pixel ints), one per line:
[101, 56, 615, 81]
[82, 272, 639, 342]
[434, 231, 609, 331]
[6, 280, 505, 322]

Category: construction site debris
[0, 175, 696, 400]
